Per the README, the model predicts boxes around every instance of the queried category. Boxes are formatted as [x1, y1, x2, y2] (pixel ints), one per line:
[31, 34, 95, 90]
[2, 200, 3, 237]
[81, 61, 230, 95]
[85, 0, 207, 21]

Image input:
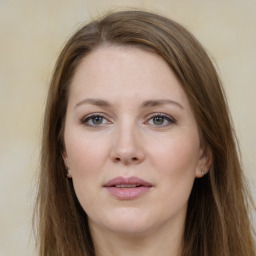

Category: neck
[89, 218, 184, 256]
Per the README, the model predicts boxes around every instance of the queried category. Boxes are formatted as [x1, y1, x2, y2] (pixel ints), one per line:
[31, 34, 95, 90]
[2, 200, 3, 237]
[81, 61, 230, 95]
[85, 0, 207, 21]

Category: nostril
[113, 156, 139, 164]
[114, 157, 121, 162]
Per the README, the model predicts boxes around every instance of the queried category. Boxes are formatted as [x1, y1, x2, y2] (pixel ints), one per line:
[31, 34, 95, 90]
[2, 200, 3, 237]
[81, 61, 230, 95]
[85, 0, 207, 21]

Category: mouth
[114, 184, 142, 188]
[104, 176, 153, 188]
[104, 176, 153, 200]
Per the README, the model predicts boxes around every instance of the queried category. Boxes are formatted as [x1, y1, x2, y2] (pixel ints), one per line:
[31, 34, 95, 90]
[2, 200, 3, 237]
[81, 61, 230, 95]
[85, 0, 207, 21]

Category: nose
[110, 123, 145, 165]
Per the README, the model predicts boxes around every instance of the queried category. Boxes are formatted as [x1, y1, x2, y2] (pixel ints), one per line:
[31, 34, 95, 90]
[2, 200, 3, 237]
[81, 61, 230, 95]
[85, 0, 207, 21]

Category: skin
[63, 46, 212, 256]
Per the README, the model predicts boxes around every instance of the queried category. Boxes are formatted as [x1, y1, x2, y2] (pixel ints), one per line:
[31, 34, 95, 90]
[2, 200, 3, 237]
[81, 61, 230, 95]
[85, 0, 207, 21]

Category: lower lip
[105, 186, 151, 200]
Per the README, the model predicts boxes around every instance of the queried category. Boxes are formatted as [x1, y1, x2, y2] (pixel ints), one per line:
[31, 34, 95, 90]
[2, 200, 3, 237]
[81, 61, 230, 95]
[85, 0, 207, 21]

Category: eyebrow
[75, 98, 112, 108]
[75, 98, 184, 109]
[141, 99, 184, 109]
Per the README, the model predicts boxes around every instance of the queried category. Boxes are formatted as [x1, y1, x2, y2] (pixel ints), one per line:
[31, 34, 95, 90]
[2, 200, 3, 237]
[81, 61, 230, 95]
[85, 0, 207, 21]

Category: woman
[34, 10, 255, 256]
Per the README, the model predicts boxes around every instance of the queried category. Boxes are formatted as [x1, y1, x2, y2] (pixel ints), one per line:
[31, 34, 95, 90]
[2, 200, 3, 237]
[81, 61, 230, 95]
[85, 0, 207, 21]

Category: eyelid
[80, 112, 176, 128]
[80, 112, 112, 127]
[144, 113, 176, 127]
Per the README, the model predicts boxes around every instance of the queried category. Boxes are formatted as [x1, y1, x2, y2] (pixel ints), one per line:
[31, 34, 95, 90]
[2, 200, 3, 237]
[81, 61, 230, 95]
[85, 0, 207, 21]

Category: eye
[145, 113, 176, 128]
[81, 113, 111, 127]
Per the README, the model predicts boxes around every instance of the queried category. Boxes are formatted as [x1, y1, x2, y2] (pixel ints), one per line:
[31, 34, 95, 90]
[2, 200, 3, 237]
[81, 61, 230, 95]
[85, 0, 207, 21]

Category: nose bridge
[110, 117, 144, 164]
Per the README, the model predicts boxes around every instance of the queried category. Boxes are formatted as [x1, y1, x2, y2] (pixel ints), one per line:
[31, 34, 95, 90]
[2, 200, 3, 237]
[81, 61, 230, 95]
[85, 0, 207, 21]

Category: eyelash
[80, 113, 176, 128]
[80, 113, 111, 128]
[144, 113, 176, 128]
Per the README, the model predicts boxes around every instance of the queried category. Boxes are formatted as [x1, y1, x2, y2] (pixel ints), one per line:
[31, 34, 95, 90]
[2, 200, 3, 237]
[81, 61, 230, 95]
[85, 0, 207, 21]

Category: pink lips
[104, 176, 153, 200]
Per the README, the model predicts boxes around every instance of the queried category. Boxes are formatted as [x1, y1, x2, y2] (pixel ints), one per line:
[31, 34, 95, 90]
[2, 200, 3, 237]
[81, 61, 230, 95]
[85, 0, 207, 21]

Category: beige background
[0, 0, 255, 255]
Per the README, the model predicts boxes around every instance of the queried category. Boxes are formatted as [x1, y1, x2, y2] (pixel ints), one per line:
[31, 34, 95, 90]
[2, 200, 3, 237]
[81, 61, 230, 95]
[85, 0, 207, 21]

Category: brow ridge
[75, 98, 111, 108]
[141, 99, 184, 109]
[75, 98, 184, 109]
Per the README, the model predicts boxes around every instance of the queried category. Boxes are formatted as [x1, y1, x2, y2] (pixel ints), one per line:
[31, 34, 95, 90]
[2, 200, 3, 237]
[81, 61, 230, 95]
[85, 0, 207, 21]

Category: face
[63, 46, 210, 237]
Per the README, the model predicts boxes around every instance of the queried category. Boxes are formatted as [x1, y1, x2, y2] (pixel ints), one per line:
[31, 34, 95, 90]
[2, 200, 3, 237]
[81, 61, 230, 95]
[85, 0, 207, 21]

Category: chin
[106, 220, 153, 235]
[97, 207, 157, 235]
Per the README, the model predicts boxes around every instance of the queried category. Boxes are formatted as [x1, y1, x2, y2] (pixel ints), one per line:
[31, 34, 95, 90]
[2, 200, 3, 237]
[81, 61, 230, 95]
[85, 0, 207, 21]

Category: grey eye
[81, 114, 110, 127]
[92, 116, 104, 125]
[153, 116, 165, 125]
[146, 113, 176, 128]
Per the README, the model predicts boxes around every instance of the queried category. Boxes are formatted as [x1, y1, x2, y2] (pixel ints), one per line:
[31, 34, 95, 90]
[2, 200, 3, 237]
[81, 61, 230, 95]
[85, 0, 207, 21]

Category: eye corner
[144, 112, 177, 128]
[80, 112, 112, 128]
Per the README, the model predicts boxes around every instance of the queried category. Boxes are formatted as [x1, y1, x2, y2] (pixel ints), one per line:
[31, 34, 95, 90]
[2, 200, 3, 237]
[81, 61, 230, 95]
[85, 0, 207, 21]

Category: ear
[62, 151, 72, 178]
[195, 143, 213, 178]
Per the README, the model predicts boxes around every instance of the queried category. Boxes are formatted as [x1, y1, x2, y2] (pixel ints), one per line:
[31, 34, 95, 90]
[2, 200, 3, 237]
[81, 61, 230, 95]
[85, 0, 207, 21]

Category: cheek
[64, 133, 110, 211]
[65, 129, 109, 176]
[148, 132, 200, 203]
[150, 132, 200, 173]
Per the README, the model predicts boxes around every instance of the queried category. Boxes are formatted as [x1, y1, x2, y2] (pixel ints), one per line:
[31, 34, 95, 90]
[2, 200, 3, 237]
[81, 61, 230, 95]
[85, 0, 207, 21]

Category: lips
[104, 176, 153, 200]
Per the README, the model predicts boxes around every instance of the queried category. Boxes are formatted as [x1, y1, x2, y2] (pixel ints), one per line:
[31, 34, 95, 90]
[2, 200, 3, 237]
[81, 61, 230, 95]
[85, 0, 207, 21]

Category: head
[36, 10, 255, 256]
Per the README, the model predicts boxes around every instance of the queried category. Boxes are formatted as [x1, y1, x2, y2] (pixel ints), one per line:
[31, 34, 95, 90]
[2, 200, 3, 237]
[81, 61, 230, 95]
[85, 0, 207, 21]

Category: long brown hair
[34, 10, 255, 256]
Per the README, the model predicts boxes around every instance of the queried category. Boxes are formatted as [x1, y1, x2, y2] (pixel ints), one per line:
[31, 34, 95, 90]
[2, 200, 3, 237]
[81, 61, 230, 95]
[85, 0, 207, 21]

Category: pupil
[92, 116, 103, 125]
[154, 116, 164, 125]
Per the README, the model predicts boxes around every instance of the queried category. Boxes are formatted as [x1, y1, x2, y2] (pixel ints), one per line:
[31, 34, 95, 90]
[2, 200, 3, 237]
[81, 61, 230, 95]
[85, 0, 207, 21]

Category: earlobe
[62, 151, 72, 178]
[195, 144, 213, 178]
[62, 151, 69, 166]
[65, 168, 72, 178]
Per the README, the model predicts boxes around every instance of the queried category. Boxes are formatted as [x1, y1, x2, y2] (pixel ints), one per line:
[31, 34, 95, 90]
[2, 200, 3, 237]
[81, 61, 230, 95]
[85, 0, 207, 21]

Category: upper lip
[104, 176, 153, 187]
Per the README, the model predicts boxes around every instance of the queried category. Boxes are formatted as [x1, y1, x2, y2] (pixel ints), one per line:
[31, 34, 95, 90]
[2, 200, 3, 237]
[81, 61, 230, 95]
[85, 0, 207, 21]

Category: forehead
[69, 46, 189, 106]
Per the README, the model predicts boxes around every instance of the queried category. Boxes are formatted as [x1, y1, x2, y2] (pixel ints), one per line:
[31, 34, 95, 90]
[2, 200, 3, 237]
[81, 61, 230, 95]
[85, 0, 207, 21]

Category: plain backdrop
[0, 0, 255, 255]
